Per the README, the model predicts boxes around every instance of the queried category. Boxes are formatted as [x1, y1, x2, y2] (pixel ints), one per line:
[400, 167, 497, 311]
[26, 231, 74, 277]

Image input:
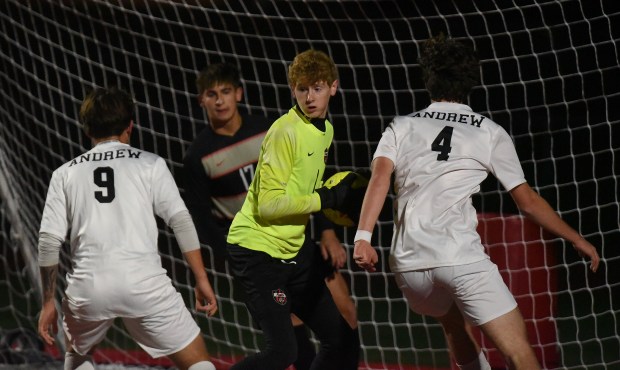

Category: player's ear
[329, 79, 339, 96]
[235, 86, 244, 102]
[289, 84, 295, 98]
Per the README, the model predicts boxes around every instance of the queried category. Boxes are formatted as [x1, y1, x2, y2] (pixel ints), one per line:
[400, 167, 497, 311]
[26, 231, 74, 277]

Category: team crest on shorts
[272, 289, 287, 305]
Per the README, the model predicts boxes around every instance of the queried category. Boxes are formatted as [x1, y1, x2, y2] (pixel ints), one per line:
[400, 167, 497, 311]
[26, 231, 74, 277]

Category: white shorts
[394, 259, 517, 326]
[62, 291, 201, 358]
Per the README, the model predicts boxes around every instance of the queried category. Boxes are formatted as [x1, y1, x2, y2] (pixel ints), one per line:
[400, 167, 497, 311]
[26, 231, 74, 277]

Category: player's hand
[353, 240, 378, 272]
[573, 238, 600, 272]
[37, 300, 58, 346]
[195, 278, 218, 317]
[316, 172, 357, 210]
[320, 229, 346, 269]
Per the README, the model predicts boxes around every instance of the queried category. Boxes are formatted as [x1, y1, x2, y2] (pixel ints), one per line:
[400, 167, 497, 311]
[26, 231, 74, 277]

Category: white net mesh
[1, 0, 618, 369]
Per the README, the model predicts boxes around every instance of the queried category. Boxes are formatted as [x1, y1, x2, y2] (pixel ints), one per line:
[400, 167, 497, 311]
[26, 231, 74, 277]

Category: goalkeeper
[37, 87, 217, 370]
[182, 62, 359, 369]
[353, 34, 600, 370]
[226, 49, 360, 370]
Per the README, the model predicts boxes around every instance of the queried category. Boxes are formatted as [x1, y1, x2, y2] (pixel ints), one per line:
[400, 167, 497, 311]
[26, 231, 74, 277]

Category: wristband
[354, 230, 372, 243]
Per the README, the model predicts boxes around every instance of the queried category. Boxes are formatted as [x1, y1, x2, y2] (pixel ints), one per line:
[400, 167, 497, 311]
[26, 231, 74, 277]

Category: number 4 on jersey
[431, 126, 453, 161]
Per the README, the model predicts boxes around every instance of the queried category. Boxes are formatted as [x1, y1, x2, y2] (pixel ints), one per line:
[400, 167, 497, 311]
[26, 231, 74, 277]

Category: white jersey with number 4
[39, 141, 188, 320]
[374, 102, 526, 273]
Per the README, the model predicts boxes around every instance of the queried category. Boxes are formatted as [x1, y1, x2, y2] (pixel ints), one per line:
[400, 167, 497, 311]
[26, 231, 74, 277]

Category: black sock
[293, 324, 316, 370]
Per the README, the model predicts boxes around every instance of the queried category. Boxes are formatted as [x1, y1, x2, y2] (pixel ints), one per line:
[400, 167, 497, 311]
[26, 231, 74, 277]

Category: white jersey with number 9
[39, 141, 187, 320]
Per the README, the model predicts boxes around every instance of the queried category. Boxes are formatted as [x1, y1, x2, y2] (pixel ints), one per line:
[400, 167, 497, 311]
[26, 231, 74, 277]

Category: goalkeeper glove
[316, 172, 357, 210]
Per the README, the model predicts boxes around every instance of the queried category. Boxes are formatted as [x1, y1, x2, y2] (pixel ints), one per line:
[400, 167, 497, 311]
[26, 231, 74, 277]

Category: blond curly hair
[288, 49, 338, 87]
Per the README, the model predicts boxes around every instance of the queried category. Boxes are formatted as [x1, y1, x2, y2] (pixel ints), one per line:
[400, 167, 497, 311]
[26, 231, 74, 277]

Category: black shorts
[226, 236, 329, 322]
[227, 237, 350, 369]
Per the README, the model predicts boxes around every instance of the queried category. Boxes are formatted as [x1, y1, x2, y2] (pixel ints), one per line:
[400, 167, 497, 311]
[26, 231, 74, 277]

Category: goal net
[1, 0, 618, 369]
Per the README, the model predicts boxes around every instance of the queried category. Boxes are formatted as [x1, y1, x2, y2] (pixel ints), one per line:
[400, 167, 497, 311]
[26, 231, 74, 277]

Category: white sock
[457, 351, 491, 370]
[64, 352, 95, 370]
[188, 360, 216, 370]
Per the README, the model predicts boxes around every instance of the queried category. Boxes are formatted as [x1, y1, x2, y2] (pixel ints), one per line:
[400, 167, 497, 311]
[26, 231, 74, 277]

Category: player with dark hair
[37, 87, 218, 370]
[183, 62, 359, 370]
[184, 62, 272, 257]
[226, 50, 360, 369]
[353, 34, 600, 370]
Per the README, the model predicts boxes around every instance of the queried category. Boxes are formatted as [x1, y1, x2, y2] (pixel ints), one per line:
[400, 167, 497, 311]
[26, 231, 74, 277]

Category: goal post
[1, 1, 618, 369]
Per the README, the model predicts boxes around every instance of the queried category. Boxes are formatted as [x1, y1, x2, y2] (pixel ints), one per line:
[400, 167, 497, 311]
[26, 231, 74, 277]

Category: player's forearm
[357, 190, 386, 233]
[321, 228, 338, 241]
[39, 265, 58, 304]
[357, 158, 392, 233]
[38, 232, 63, 303]
[511, 183, 583, 243]
[258, 190, 320, 220]
[169, 211, 210, 281]
[257, 154, 322, 219]
[170, 210, 202, 253]
[526, 200, 583, 243]
[183, 249, 209, 282]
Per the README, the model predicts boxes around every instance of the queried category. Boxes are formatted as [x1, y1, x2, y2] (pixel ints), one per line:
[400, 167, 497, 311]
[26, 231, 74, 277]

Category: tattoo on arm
[40, 265, 58, 302]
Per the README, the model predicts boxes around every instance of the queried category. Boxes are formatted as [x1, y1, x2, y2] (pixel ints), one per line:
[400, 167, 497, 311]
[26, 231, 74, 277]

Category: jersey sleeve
[182, 151, 227, 249]
[257, 124, 319, 220]
[152, 157, 188, 224]
[39, 169, 68, 240]
[373, 119, 398, 164]
[489, 127, 527, 191]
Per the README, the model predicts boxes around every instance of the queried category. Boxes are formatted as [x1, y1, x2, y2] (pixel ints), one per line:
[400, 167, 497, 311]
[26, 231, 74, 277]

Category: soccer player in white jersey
[353, 34, 600, 370]
[37, 87, 218, 370]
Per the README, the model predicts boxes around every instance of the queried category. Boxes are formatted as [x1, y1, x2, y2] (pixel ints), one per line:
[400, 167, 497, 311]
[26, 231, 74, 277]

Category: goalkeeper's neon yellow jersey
[227, 106, 333, 259]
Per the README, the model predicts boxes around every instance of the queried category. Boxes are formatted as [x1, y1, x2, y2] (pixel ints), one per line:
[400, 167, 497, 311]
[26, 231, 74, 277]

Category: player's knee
[188, 360, 216, 370]
[64, 352, 94, 370]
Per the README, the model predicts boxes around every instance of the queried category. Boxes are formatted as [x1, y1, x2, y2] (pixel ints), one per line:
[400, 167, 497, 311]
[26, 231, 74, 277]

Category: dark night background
[1, 0, 618, 368]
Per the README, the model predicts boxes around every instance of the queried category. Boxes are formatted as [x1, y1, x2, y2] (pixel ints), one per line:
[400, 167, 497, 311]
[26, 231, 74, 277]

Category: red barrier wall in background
[472, 213, 559, 369]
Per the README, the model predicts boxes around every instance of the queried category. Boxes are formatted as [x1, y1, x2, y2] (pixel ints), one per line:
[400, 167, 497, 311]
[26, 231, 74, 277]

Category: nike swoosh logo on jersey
[307, 152, 314, 156]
